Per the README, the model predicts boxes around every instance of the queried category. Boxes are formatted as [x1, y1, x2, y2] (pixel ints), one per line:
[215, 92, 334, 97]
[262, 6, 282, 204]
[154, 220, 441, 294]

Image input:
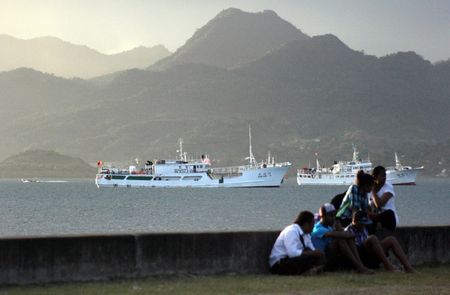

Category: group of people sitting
[269, 166, 417, 275]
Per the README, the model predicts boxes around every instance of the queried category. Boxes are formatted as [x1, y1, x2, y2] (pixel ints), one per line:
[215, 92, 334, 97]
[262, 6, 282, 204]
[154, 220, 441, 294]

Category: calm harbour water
[0, 177, 449, 237]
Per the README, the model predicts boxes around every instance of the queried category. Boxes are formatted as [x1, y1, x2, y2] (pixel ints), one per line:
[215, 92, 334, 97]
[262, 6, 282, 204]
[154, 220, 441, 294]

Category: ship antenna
[248, 125, 257, 167]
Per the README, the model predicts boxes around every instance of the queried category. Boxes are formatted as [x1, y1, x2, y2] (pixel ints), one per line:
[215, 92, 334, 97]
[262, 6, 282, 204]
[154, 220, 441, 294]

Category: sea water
[0, 177, 449, 237]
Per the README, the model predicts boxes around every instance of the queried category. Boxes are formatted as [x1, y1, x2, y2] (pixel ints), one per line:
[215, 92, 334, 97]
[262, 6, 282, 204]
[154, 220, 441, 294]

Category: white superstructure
[95, 128, 291, 188]
[297, 147, 372, 185]
[385, 153, 424, 185]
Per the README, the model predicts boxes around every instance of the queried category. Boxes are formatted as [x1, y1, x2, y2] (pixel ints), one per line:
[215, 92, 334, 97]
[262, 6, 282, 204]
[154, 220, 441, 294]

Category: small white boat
[95, 127, 291, 188]
[385, 153, 424, 185]
[21, 178, 39, 183]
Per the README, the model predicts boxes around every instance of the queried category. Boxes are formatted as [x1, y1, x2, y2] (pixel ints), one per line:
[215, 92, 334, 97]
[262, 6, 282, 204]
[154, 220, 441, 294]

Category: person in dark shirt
[345, 210, 417, 273]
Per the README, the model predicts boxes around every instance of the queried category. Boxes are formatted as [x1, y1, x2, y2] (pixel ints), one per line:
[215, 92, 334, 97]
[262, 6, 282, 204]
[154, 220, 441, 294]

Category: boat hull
[96, 165, 290, 188]
[386, 168, 422, 185]
[297, 168, 422, 186]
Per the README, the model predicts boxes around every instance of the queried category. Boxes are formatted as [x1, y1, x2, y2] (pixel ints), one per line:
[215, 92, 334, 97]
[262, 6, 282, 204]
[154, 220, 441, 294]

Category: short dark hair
[372, 166, 386, 177]
[294, 211, 315, 226]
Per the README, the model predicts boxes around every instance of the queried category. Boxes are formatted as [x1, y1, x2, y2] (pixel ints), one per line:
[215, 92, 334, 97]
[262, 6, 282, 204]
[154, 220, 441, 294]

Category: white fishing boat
[296, 147, 372, 185]
[297, 148, 424, 186]
[385, 153, 424, 185]
[95, 128, 291, 188]
[21, 178, 39, 183]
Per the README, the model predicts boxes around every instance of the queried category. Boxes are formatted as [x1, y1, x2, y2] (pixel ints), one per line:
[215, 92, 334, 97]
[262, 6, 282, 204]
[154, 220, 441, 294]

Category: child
[345, 210, 417, 273]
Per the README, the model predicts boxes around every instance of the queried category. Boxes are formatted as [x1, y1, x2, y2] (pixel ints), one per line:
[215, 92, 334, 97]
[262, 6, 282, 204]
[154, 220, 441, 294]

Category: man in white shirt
[269, 211, 325, 275]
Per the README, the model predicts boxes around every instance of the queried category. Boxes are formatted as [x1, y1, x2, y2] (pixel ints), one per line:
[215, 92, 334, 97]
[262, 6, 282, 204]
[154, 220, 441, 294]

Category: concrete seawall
[0, 226, 449, 285]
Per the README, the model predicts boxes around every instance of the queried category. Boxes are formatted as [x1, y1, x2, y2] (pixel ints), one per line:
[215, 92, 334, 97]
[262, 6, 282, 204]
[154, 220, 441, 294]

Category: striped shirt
[336, 184, 369, 219]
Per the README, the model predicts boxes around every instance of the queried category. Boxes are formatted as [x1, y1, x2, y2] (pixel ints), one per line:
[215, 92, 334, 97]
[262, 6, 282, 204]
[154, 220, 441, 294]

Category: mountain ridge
[0, 34, 171, 78]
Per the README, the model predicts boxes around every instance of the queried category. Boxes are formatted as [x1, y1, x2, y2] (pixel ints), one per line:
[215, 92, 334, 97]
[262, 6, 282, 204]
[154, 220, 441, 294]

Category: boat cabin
[153, 160, 210, 175]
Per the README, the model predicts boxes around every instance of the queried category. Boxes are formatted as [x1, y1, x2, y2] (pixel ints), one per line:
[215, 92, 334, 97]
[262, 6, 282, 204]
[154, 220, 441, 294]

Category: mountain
[0, 34, 171, 78]
[236, 36, 449, 140]
[0, 9, 449, 177]
[0, 150, 97, 178]
[151, 8, 309, 70]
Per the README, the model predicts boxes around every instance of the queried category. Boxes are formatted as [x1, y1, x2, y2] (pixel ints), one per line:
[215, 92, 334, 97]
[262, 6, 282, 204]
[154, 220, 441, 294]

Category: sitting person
[269, 211, 325, 275]
[370, 166, 398, 233]
[312, 203, 373, 274]
[336, 170, 374, 227]
[345, 210, 417, 273]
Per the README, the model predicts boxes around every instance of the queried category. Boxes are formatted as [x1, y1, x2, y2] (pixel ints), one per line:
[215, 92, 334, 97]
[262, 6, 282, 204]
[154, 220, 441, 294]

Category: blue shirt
[311, 222, 333, 251]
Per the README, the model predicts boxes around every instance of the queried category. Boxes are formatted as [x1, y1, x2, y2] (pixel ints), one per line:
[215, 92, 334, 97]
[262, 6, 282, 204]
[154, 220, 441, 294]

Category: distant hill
[0, 9, 449, 177]
[151, 8, 309, 70]
[0, 150, 97, 178]
[0, 34, 171, 78]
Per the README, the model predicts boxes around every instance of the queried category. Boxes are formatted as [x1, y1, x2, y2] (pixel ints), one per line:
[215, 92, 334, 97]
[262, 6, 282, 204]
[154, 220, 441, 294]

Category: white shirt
[268, 223, 315, 267]
[371, 181, 399, 224]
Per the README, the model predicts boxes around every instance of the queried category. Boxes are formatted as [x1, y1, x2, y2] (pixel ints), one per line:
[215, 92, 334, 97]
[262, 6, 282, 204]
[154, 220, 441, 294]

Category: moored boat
[21, 178, 39, 183]
[296, 147, 371, 185]
[95, 128, 291, 188]
[385, 153, 424, 185]
[297, 149, 423, 186]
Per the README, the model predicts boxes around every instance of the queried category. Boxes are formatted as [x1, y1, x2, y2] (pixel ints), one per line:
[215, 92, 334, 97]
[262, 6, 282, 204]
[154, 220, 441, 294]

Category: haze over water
[1, 177, 448, 238]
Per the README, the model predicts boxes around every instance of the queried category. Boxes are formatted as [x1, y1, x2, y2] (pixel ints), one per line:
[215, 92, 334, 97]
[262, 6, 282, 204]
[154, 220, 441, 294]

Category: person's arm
[305, 234, 316, 250]
[323, 230, 355, 239]
[371, 191, 393, 208]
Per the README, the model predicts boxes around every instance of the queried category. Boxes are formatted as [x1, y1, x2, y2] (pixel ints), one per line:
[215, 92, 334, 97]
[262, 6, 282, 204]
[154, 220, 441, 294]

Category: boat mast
[352, 145, 359, 162]
[178, 138, 187, 162]
[248, 125, 257, 167]
[395, 152, 402, 169]
[316, 158, 321, 170]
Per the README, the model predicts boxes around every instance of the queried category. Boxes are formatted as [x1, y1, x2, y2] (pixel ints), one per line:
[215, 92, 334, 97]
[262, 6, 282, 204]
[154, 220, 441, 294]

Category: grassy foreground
[0, 265, 449, 295]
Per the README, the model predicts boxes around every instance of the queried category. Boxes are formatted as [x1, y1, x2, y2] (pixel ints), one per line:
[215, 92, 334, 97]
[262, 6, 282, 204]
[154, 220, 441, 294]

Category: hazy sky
[1, 0, 449, 62]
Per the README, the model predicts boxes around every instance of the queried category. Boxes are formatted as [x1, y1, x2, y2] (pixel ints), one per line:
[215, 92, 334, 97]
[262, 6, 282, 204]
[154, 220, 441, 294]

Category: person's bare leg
[329, 240, 373, 274]
[346, 239, 361, 261]
[364, 235, 397, 271]
[381, 236, 417, 273]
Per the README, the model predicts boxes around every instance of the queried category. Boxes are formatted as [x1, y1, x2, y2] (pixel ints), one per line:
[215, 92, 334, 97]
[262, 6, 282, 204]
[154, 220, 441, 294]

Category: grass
[0, 265, 449, 295]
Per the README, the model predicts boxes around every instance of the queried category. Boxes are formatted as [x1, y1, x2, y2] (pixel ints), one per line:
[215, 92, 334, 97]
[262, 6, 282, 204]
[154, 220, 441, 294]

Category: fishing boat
[21, 178, 39, 183]
[385, 153, 424, 185]
[297, 148, 423, 186]
[296, 147, 372, 185]
[95, 128, 291, 188]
